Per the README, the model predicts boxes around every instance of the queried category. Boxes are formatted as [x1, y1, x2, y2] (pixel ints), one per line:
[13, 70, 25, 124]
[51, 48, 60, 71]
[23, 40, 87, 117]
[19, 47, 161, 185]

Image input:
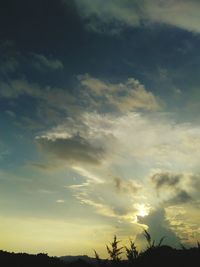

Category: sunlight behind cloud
[35, 109, 200, 246]
[136, 204, 150, 218]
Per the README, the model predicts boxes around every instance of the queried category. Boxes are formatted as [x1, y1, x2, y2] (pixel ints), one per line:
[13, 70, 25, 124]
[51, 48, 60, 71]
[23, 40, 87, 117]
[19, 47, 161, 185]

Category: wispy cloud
[31, 53, 64, 71]
[74, 0, 200, 34]
[72, 166, 104, 184]
[0, 79, 76, 128]
[56, 199, 65, 203]
[79, 74, 161, 112]
[70, 176, 143, 223]
[0, 75, 159, 130]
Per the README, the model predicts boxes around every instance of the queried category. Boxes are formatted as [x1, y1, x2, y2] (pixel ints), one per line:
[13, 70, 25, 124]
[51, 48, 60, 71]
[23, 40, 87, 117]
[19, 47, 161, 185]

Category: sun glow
[136, 204, 149, 218]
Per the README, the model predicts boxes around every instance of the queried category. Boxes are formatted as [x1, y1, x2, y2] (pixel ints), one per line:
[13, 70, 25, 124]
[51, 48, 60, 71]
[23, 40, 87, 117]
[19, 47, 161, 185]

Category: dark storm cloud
[137, 208, 180, 247]
[151, 172, 181, 190]
[36, 135, 105, 165]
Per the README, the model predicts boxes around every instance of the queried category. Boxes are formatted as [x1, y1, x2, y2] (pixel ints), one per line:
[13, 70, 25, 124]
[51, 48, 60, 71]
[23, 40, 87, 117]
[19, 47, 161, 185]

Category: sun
[136, 204, 149, 217]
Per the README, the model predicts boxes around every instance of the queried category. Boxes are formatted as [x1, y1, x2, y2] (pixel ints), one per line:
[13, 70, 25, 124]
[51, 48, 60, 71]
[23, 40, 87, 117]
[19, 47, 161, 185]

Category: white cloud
[72, 166, 104, 184]
[79, 74, 161, 112]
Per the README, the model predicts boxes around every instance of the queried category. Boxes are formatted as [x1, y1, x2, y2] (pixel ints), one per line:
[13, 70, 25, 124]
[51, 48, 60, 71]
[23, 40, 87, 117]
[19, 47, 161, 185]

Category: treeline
[0, 231, 200, 267]
[0, 251, 66, 267]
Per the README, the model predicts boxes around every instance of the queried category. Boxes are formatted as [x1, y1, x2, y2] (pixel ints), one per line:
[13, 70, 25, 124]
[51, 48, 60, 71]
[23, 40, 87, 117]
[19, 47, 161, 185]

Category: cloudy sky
[0, 0, 200, 257]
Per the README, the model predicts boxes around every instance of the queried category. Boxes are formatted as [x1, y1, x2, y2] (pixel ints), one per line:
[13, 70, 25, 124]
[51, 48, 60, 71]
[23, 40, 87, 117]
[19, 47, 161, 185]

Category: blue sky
[0, 0, 200, 257]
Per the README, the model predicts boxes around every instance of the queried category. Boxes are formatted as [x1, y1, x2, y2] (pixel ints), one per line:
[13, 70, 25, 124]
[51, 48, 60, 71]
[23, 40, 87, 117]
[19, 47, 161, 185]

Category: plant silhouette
[106, 235, 123, 262]
[125, 239, 139, 263]
[1, 230, 200, 267]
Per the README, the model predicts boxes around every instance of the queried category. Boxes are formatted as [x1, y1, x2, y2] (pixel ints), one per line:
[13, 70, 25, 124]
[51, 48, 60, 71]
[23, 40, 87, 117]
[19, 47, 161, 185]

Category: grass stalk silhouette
[106, 235, 123, 262]
[125, 239, 139, 262]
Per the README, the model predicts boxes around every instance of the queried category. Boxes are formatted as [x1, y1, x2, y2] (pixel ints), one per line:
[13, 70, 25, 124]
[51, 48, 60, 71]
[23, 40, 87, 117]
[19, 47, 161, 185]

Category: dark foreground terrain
[0, 245, 200, 267]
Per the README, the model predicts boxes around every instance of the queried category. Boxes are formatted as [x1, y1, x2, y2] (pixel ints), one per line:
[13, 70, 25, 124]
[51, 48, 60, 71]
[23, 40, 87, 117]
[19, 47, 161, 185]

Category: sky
[0, 0, 200, 257]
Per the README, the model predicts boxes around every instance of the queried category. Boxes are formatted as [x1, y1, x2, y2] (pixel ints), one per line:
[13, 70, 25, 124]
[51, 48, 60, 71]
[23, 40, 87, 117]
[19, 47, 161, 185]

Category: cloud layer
[74, 0, 200, 33]
[35, 108, 200, 245]
[1, 63, 199, 247]
[1, 0, 200, 255]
